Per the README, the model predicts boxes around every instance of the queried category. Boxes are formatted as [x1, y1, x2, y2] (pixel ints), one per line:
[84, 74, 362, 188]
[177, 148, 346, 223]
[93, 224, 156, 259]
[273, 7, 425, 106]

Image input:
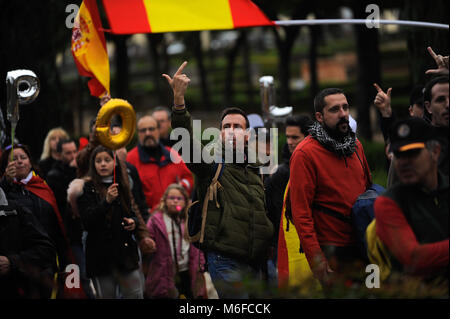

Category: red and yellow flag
[277, 181, 321, 291]
[71, 0, 110, 98]
[102, 0, 274, 34]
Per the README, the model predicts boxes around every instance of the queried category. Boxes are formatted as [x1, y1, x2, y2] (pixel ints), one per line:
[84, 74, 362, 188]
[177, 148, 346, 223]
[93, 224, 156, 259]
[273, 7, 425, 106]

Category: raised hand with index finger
[425, 46, 449, 76]
[162, 61, 190, 108]
[373, 83, 392, 118]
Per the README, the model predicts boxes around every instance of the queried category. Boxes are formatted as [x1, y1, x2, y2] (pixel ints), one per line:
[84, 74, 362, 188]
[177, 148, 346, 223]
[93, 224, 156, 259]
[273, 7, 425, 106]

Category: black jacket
[46, 162, 82, 244]
[126, 162, 150, 223]
[77, 180, 140, 277]
[0, 190, 56, 299]
[264, 143, 291, 248]
[38, 157, 59, 180]
[0, 177, 69, 267]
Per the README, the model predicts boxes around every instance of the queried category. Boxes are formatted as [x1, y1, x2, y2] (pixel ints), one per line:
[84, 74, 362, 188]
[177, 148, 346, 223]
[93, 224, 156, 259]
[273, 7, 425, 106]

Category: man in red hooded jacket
[289, 88, 371, 287]
[127, 115, 193, 211]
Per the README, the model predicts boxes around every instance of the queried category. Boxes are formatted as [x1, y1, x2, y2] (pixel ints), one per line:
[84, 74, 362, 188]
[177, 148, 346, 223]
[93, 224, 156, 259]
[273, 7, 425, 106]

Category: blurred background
[0, 0, 448, 186]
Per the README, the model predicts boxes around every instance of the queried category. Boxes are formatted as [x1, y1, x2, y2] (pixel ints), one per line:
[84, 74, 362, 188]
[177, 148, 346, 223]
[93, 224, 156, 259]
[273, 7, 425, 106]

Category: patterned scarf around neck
[309, 121, 356, 157]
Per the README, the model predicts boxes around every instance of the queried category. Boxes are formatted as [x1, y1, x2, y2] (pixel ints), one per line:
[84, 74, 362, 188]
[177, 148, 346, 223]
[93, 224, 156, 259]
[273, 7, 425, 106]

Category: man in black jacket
[264, 115, 312, 282]
[46, 139, 79, 243]
[0, 187, 56, 299]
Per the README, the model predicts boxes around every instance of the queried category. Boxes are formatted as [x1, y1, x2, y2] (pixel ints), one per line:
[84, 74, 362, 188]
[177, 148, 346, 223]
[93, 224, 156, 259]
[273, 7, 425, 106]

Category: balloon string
[113, 150, 116, 184]
[10, 124, 16, 162]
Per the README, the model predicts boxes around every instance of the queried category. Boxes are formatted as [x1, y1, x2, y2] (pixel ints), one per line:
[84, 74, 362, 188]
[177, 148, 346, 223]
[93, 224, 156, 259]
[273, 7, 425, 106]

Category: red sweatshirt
[127, 144, 193, 211]
[374, 196, 449, 277]
[289, 136, 370, 273]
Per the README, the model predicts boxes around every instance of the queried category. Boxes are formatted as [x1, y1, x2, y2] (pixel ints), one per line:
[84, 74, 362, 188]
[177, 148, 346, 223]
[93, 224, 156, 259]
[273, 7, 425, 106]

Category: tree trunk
[193, 32, 211, 110]
[309, 26, 319, 104]
[147, 33, 171, 105]
[224, 31, 245, 107]
[113, 35, 130, 99]
[351, 1, 381, 141]
[241, 31, 255, 107]
[273, 26, 301, 106]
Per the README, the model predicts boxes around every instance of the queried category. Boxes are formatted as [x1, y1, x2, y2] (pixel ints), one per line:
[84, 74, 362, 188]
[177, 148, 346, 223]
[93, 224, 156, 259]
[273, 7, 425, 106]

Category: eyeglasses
[4, 144, 23, 151]
[138, 127, 157, 133]
[167, 196, 185, 201]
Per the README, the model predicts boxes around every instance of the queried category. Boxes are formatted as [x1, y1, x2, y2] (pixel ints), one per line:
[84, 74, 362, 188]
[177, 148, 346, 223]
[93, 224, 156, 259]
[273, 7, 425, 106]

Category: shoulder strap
[355, 144, 372, 187]
[200, 163, 223, 243]
[187, 163, 224, 244]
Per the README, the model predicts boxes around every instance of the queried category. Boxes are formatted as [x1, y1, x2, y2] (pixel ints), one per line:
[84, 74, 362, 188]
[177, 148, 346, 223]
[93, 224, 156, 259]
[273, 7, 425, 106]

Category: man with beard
[165, 61, 273, 299]
[126, 115, 193, 211]
[289, 88, 371, 287]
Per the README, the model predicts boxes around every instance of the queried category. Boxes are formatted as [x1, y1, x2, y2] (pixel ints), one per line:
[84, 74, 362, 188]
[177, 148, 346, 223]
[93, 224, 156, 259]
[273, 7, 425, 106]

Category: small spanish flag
[102, 0, 274, 34]
[71, 0, 110, 98]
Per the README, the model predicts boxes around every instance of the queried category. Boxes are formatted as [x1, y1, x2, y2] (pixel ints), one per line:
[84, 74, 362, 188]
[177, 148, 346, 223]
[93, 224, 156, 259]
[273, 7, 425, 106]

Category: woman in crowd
[0, 144, 70, 269]
[38, 127, 69, 179]
[145, 183, 206, 299]
[76, 145, 143, 299]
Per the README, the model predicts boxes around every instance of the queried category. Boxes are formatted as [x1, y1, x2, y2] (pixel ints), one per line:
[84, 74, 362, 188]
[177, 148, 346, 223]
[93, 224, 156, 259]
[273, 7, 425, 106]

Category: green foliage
[359, 138, 388, 187]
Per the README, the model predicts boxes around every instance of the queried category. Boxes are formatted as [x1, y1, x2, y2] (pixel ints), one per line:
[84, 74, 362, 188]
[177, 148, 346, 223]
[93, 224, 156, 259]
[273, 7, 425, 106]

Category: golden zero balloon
[95, 98, 136, 150]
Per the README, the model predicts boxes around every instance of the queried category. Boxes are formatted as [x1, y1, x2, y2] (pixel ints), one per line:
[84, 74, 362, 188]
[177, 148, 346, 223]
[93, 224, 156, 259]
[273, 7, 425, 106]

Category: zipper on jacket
[246, 167, 254, 260]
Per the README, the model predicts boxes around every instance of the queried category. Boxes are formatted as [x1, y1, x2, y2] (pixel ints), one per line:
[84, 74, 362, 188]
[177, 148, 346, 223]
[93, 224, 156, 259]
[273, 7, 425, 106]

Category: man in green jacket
[163, 62, 273, 298]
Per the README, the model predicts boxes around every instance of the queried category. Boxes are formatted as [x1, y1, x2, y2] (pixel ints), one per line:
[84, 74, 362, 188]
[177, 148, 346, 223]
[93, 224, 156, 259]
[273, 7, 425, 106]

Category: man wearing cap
[374, 117, 448, 281]
[289, 88, 372, 287]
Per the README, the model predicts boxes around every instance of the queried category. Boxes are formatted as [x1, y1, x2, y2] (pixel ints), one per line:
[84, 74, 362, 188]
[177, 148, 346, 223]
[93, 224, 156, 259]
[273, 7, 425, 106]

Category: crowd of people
[0, 46, 448, 299]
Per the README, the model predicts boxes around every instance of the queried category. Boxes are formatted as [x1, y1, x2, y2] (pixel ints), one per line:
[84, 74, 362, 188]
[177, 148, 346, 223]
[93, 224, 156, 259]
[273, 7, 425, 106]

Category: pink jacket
[145, 210, 207, 298]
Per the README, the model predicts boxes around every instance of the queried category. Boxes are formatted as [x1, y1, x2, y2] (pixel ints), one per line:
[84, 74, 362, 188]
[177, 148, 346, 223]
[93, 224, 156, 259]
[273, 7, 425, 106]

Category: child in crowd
[145, 184, 206, 299]
[76, 145, 143, 299]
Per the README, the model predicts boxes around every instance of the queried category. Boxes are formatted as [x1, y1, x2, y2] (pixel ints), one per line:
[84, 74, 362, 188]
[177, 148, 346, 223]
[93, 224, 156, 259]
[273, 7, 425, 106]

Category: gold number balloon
[95, 98, 136, 150]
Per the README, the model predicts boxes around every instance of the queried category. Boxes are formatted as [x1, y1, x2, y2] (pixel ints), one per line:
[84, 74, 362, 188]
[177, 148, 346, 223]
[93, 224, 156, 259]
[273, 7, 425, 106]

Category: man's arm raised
[162, 61, 190, 109]
[425, 47, 449, 76]
[164, 61, 214, 179]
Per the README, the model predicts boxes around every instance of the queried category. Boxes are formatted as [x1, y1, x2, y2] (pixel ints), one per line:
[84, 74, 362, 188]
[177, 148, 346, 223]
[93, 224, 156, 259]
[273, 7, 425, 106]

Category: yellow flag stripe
[143, 0, 234, 33]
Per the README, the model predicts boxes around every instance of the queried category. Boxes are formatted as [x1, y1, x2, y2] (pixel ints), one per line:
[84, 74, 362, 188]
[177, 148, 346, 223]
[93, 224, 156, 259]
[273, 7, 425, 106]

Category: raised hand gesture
[373, 83, 392, 118]
[425, 47, 449, 76]
[162, 61, 190, 107]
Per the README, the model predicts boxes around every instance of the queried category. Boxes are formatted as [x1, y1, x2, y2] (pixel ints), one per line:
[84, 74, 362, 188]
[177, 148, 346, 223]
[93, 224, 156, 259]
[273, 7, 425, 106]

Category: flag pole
[273, 19, 449, 30]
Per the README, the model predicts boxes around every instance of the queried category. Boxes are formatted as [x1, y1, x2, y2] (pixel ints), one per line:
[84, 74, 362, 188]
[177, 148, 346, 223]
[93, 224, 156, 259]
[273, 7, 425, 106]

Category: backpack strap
[186, 163, 224, 244]
[200, 163, 223, 243]
[312, 203, 352, 224]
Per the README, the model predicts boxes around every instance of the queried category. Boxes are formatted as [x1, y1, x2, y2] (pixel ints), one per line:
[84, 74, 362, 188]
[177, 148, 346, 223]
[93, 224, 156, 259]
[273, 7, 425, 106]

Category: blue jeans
[207, 251, 254, 299]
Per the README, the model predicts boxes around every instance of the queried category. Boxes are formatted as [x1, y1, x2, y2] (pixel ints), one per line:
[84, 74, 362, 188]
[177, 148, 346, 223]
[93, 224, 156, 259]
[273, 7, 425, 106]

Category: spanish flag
[102, 0, 274, 34]
[71, 0, 110, 98]
[277, 181, 322, 292]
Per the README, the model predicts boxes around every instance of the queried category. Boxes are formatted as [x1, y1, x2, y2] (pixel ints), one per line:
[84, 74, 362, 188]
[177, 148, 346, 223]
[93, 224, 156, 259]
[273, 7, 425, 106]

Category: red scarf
[20, 174, 69, 244]
[18, 173, 87, 298]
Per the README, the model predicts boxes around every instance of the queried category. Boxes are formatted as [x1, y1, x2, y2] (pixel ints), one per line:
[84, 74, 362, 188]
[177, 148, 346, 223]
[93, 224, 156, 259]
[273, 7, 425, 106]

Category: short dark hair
[314, 88, 345, 113]
[285, 115, 313, 137]
[409, 85, 424, 108]
[151, 106, 171, 120]
[220, 107, 250, 130]
[56, 139, 76, 153]
[423, 75, 449, 103]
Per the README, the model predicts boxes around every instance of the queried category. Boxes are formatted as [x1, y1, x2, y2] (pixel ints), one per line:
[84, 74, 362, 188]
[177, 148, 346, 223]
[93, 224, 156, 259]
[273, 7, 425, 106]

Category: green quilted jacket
[171, 107, 273, 263]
